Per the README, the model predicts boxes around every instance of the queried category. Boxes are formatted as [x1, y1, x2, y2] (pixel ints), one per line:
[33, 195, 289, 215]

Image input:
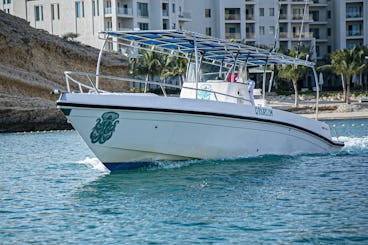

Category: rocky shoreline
[0, 11, 127, 133]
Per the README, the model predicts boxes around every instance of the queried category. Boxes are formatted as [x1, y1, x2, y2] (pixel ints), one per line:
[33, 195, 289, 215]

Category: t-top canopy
[99, 30, 315, 68]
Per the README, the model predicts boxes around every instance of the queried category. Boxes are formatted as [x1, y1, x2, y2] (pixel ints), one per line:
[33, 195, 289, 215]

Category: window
[259, 8, 264, 16]
[138, 22, 149, 30]
[205, 8, 211, 18]
[269, 26, 275, 35]
[93, 0, 96, 16]
[107, 21, 112, 31]
[348, 23, 362, 36]
[51, 4, 55, 20]
[7, 0, 11, 3]
[35, 5, 43, 21]
[327, 10, 331, 19]
[269, 8, 274, 16]
[327, 45, 331, 53]
[311, 28, 320, 38]
[172, 3, 175, 13]
[172, 23, 176, 29]
[316, 45, 320, 57]
[347, 5, 362, 18]
[259, 26, 265, 35]
[311, 11, 319, 21]
[206, 27, 212, 36]
[97, 0, 100, 15]
[163, 21, 168, 29]
[51, 4, 60, 20]
[162, 2, 168, 16]
[75, 1, 84, 18]
[137, 2, 148, 17]
[327, 28, 331, 36]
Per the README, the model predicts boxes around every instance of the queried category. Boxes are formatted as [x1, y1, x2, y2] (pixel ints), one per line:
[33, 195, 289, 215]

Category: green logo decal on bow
[90, 112, 119, 144]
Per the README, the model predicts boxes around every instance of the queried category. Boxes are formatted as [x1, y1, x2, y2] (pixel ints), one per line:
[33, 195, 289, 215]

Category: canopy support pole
[312, 66, 319, 120]
[262, 58, 269, 101]
[194, 35, 199, 99]
[96, 37, 108, 90]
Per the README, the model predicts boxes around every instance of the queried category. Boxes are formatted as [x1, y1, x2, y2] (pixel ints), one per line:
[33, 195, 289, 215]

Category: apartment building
[1, 0, 367, 58]
[332, 0, 368, 50]
[182, 0, 367, 60]
[0, 0, 191, 48]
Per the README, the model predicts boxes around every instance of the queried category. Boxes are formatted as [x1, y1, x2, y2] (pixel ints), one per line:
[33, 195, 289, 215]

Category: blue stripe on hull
[103, 162, 153, 171]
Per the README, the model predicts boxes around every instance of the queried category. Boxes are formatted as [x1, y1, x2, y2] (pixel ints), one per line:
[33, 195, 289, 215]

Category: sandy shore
[268, 97, 368, 120]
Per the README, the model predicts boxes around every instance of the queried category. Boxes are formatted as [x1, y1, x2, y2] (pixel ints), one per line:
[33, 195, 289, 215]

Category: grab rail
[64, 71, 250, 103]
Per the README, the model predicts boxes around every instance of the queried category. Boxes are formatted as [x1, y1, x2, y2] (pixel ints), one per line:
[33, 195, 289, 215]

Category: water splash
[77, 157, 110, 172]
[336, 136, 368, 153]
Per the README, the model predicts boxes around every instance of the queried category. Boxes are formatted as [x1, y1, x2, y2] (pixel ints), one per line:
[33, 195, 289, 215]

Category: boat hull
[57, 94, 343, 170]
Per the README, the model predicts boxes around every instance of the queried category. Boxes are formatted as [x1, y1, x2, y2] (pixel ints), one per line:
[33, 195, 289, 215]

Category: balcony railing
[246, 33, 255, 39]
[104, 7, 112, 15]
[178, 12, 192, 19]
[225, 14, 241, 20]
[292, 14, 313, 21]
[346, 13, 363, 18]
[279, 32, 313, 38]
[293, 32, 313, 38]
[117, 7, 132, 16]
[225, 33, 241, 39]
[246, 14, 254, 20]
[162, 9, 169, 17]
[348, 31, 362, 37]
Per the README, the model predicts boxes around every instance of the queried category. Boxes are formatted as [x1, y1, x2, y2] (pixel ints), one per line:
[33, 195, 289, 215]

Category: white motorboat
[56, 30, 344, 171]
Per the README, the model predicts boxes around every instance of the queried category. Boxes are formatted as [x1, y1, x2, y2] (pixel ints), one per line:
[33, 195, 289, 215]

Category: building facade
[183, 0, 367, 61]
[1, 0, 191, 48]
[1, 0, 367, 58]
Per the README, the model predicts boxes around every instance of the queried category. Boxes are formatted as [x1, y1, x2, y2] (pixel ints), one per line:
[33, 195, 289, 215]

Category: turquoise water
[1, 119, 368, 244]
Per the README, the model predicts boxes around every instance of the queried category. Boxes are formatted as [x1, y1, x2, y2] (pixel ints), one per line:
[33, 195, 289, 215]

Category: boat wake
[77, 136, 368, 172]
[77, 157, 110, 172]
[335, 136, 368, 153]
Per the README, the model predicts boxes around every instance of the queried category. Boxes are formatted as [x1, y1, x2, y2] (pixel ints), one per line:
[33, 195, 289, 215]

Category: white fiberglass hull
[57, 93, 343, 171]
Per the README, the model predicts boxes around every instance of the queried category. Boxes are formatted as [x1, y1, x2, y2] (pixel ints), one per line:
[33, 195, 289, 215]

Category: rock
[0, 11, 128, 132]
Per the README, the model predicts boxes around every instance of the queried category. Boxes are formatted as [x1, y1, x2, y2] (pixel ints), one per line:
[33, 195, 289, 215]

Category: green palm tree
[278, 49, 308, 108]
[129, 50, 164, 90]
[331, 47, 366, 104]
[161, 56, 188, 87]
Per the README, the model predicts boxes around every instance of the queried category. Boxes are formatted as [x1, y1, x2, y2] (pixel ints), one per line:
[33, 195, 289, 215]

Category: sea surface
[0, 119, 368, 244]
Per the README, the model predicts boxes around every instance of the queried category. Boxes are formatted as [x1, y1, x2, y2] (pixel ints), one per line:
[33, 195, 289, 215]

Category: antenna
[272, 0, 281, 52]
[296, 0, 309, 58]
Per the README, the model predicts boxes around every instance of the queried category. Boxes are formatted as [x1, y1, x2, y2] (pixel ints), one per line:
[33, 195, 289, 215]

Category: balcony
[117, 7, 133, 16]
[280, 0, 313, 5]
[279, 32, 313, 39]
[246, 14, 255, 21]
[246, 33, 255, 39]
[225, 32, 241, 40]
[347, 31, 363, 37]
[178, 12, 192, 21]
[225, 14, 241, 21]
[346, 13, 363, 19]
[162, 9, 169, 17]
[291, 14, 313, 21]
[293, 32, 313, 38]
[104, 7, 112, 15]
[310, 0, 328, 7]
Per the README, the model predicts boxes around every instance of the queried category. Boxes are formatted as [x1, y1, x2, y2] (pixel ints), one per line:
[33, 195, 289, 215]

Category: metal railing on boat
[64, 71, 251, 104]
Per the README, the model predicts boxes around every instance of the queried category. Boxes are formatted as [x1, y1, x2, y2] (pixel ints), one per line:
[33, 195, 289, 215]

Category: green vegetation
[318, 46, 368, 104]
[128, 50, 187, 91]
[277, 49, 309, 108]
[61, 32, 80, 42]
